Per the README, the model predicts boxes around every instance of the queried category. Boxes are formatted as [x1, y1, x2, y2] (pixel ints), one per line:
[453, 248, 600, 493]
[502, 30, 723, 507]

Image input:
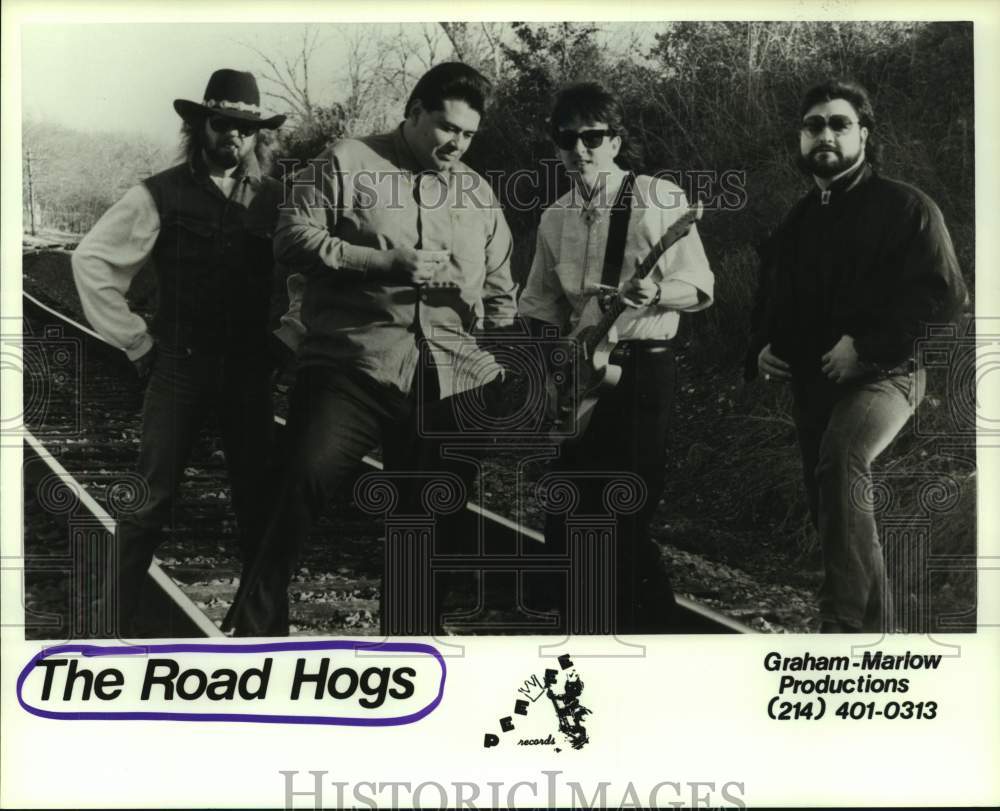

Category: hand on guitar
[620, 275, 661, 308]
[584, 283, 619, 313]
[546, 202, 703, 442]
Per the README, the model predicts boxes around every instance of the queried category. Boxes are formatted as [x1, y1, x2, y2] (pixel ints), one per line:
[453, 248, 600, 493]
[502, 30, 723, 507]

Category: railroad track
[21, 289, 751, 637]
[22, 430, 220, 639]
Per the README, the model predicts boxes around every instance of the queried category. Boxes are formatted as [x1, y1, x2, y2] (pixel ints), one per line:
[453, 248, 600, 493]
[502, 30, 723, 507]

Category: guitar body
[546, 201, 703, 446]
[551, 313, 623, 444]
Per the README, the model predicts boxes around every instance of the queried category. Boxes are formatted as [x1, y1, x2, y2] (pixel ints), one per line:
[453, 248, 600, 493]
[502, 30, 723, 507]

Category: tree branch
[439, 22, 466, 62]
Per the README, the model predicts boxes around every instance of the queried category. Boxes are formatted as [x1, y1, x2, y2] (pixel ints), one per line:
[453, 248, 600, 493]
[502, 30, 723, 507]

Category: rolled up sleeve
[655, 192, 714, 311]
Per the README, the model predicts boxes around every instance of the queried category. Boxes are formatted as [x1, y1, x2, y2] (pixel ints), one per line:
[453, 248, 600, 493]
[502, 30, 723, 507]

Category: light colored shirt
[71, 184, 159, 360]
[274, 126, 517, 397]
[209, 167, 238, 197]
[519, 173, 714, 341]
[73, 154, 295, 359]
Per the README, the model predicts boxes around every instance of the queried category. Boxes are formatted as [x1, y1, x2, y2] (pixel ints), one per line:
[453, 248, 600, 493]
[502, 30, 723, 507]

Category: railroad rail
[23, 430, 220, 638]
[21, 289, 752, 637]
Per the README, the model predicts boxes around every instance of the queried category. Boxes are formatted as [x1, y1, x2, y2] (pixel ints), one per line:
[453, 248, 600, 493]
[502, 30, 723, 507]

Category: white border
[3, 2, 998, 808]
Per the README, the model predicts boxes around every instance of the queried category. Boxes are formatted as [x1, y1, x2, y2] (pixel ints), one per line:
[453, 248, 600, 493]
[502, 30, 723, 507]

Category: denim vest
[142, 156, 281, 353]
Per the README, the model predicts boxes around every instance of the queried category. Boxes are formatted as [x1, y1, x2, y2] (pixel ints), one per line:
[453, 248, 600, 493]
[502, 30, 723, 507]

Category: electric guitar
[551, 201, 703, 442]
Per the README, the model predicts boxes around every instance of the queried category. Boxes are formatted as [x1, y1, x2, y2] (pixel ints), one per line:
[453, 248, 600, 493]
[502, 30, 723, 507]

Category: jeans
[792, 370, 925, 631]
[530, 341, 680, 633]
[112, 345, 274, 634]
[229, 364, 489, 636]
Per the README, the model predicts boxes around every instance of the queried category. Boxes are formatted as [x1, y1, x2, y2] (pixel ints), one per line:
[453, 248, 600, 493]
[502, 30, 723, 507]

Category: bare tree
[238, 22, 503, 144]
[241, 24, 325, 127]
[438, 22, 507, 81]
[416, 22, 446, 70]
[339, 26, 393, 134]
[339, 23, 453, 134]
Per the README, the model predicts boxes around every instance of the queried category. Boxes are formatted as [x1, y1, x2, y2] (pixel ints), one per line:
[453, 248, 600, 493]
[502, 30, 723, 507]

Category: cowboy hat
[173, 68, 286, 129]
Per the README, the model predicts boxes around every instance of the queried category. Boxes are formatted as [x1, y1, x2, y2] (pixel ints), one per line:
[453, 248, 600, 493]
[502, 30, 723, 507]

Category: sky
[19, 20, 654, 145]
[20, 23, 391, 143]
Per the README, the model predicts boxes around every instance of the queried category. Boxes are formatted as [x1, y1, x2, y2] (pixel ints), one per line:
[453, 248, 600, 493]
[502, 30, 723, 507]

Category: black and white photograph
[2, 3, 998, 808]
[14, 17, 978, 639]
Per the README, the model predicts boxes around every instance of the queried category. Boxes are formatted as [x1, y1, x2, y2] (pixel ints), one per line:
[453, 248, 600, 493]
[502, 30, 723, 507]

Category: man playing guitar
[519, 82, 714, 633]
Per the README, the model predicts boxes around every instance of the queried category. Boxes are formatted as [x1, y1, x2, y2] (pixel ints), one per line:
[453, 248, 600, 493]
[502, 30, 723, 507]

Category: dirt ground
[21, 246, 978, 633]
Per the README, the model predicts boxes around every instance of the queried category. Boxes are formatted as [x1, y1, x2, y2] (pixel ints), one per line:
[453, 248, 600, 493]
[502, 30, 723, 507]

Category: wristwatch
[649, 285, 662, 307]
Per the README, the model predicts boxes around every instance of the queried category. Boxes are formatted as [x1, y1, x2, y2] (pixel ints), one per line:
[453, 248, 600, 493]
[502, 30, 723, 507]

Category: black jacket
[746, 164, 969, 380]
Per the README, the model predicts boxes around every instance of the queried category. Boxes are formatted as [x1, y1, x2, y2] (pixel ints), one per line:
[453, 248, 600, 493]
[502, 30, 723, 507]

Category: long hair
[177, 117, 276, 174]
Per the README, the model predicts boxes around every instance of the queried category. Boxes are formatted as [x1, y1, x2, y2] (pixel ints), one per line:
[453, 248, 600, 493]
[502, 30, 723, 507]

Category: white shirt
[71, 161, 302, 360]
[71, 184, 160, 359]
[519, 174, 714, 341]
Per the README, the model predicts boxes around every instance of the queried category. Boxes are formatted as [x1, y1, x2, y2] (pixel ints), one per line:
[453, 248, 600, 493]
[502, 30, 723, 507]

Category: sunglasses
[801, 115, 857, 136]
[207, 116, 259, 137]
[554, 128, 615, 150]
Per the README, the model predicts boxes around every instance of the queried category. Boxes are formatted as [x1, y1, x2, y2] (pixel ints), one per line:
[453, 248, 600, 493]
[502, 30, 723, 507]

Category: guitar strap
[600, 172, 637, 288]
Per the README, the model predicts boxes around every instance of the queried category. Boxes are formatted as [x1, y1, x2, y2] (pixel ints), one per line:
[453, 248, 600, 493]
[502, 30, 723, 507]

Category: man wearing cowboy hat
[72, 68, 286, 636]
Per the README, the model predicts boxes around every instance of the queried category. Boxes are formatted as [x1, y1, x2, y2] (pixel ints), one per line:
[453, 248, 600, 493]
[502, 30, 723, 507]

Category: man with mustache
[748, 79, 968, 633]
[72, 69, 286, 636]
[228, 62, 517, 636]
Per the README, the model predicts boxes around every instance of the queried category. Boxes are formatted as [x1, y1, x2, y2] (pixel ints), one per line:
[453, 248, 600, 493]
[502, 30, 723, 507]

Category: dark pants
[112, 345, 274, 634]
[532, 341, 680, 633]
[229, 365, 487, 636]
[792, 370, 925, 631]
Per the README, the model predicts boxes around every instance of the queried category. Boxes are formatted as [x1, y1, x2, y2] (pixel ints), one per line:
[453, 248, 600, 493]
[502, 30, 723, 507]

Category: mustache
[811, 146, 840, 155]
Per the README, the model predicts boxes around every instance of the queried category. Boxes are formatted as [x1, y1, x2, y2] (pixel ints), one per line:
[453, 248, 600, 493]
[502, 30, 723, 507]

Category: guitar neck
[582, 203, 701, 355]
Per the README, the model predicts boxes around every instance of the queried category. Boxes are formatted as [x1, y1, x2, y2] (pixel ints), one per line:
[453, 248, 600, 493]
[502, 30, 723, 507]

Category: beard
[797, 144, 862, 179]
[205, 142, 242, 169]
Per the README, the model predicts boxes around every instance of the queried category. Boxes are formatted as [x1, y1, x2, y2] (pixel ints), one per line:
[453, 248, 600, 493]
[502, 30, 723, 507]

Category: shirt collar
[393, 124, 451, 188]
[573, 167, 630, 218]
[812, 157, 870, 200]
[188, 149, 262, 188]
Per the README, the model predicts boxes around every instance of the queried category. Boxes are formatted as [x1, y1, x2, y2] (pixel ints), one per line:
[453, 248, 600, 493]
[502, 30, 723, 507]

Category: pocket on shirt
[169, 216, 216, 261]
[173, 216, 214, 237]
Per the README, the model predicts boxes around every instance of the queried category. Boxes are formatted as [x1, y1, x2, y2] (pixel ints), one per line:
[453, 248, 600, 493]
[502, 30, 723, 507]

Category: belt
[610, 339, 673, 360]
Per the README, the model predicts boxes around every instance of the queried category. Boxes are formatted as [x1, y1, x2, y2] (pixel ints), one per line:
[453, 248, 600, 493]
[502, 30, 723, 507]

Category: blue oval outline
[17, 640, 446, 726]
